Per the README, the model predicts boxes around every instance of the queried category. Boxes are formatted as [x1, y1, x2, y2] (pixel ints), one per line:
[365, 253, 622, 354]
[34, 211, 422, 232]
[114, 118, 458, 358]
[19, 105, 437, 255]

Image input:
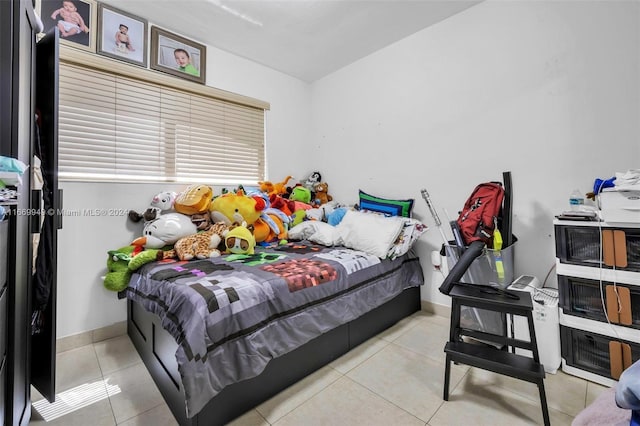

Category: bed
[125, 239, 424, 425]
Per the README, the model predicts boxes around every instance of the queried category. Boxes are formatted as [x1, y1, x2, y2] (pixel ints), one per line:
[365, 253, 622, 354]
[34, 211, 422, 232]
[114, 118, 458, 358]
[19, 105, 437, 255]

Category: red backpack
[456, 182, 505, 246]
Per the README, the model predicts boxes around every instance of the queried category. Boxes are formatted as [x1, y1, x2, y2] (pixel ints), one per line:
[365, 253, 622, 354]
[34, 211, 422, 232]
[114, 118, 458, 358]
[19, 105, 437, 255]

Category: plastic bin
[444, 241, 516, 289]
[445, 241, 517, 336]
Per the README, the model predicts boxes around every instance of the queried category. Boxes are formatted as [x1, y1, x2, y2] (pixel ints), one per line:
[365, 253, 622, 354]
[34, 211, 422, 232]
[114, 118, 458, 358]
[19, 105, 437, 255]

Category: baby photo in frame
[151, 26, 206, 84]
[97, 3, 148, 67]
[39, 0, 97, 52]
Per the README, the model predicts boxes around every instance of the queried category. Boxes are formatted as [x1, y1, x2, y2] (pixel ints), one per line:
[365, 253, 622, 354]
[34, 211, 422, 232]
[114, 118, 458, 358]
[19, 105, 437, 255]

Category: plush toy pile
[105, 172, 354, 292]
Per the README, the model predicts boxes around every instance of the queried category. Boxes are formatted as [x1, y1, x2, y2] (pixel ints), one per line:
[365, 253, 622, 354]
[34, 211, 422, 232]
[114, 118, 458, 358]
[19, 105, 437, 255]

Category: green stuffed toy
[104, 245, 164, 292]
[289, 186, 311, 204]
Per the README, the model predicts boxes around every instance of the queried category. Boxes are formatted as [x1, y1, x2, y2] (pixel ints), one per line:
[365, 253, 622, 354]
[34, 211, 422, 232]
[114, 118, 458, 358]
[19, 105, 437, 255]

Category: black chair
[439, 242, 550, 426]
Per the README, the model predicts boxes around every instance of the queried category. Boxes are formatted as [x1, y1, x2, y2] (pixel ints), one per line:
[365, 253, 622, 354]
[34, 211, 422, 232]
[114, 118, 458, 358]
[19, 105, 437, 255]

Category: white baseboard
[421, 300, 451, 319]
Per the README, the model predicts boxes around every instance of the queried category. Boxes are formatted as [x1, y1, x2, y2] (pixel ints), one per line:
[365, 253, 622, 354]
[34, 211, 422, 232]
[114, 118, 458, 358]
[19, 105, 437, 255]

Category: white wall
[58, 0, 640, 338]
[309, 0, 640, 307]
[57, 44, 311, 338]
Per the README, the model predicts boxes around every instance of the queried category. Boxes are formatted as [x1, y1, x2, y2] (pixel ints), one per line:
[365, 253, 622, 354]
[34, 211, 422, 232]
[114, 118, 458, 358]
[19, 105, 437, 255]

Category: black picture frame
[97, 3, 148, 67]
[150, 26, 206, 84]
[38, 0, 97, 52]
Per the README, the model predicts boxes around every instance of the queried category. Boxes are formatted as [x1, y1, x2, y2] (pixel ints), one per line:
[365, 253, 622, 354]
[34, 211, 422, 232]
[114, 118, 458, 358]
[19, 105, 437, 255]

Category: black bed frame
[127, 286, 421, 425]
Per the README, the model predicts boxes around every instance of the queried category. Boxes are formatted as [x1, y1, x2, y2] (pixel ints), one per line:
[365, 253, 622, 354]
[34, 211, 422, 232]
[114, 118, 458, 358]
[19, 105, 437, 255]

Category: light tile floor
[29, 311, 607, 425]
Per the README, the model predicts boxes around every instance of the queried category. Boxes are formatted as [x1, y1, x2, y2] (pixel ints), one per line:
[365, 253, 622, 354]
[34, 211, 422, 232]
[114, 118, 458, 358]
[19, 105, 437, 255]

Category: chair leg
[443, 354, 451, 401]
[537, 379, 550, 426]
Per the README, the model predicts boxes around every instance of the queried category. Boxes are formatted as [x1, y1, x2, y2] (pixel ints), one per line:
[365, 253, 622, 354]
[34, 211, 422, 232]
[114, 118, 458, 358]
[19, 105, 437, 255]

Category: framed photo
[97, 4, 148, 67]
[38, 0, 97, 52]
[150, 26, 206, 84]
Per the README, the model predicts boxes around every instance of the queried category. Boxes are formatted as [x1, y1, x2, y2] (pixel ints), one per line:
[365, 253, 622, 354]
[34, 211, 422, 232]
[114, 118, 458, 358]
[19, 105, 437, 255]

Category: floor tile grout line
[339, 373, 431, 424]
[257, 368, 344, 425]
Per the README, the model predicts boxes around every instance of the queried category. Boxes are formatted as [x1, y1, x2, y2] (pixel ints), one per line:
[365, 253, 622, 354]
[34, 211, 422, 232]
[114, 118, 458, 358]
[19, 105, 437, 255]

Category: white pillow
[336, 210, 405, 258]
[287, 221, 342, 246]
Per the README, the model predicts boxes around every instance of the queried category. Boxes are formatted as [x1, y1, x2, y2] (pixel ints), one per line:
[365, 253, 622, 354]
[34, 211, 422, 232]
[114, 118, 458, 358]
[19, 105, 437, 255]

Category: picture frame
[38, 0, 97, 52]
[97, 3, 148, 67]
[150, 26, 206, 84]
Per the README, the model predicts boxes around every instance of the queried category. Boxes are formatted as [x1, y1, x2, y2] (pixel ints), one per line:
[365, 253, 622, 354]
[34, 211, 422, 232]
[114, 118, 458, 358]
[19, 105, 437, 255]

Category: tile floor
[29, 311, 607, 425]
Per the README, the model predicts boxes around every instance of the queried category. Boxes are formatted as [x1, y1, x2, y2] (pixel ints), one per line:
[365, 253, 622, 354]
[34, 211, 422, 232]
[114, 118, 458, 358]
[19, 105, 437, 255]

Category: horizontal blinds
[58, 63, 265, 183]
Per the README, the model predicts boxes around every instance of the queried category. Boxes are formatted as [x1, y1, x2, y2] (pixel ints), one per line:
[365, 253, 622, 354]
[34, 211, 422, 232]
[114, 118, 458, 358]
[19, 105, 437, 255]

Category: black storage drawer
[555, 225, 640, 272]
[561, 326, 640, 380]
[559, 275, 640, 329]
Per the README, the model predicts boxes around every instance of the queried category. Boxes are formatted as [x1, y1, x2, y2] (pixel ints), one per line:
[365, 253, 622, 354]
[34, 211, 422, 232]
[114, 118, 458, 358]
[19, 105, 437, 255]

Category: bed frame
[127, 285, 421, 425]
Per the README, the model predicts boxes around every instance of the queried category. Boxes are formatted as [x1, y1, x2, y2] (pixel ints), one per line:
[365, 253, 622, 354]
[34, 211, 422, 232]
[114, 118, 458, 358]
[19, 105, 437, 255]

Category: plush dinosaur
[174, 222, 229, 260]
[103, 245, 165, 292]
[258, 175, 293, 197]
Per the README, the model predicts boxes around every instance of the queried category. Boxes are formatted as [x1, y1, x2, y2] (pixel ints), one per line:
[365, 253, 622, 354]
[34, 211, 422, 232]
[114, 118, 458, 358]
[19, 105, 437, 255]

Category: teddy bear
[313, 182, 333, 206]
[128, 190, 177, 224]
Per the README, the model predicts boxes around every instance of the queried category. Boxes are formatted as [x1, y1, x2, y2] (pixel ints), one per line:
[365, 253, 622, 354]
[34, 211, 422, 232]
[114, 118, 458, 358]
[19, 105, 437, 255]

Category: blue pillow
[358, 190, 414, 218]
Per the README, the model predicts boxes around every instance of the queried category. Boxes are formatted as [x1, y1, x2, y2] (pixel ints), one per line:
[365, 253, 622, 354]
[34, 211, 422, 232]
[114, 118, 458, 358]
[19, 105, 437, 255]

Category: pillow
[358, 190, 414, 218]
[337, 210, 405, 258]
[387, 218, 428, 259]
[287, 221, 342, 247]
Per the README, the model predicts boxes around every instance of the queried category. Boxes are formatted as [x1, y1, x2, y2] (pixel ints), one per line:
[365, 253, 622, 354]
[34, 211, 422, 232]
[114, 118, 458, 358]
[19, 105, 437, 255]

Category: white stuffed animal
[128, 191, 177, 224]
[132, 213, 198, 249]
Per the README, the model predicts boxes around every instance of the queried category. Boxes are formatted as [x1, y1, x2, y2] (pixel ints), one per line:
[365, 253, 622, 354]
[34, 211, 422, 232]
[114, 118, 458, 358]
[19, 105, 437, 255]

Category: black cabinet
[1, 1, 59, 424]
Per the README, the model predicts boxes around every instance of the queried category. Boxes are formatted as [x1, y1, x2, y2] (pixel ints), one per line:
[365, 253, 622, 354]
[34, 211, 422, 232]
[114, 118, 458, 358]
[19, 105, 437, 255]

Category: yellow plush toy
[224, 223, 256, 255]
[210, 188, 265, 225]
[174, 184, 213, 215]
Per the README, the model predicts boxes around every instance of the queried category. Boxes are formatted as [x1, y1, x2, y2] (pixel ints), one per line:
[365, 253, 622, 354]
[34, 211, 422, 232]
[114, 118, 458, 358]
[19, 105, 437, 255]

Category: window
[58, 51, 268, 184]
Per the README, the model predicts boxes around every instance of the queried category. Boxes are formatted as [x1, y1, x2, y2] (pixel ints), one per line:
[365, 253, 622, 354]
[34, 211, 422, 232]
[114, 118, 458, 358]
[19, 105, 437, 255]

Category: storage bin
[555, 224, 640, 272]
[561, 326, 640, 380]
[445, 241, 517, 336]
[445, 241, 516, 289]
[559, 275, 640, 329]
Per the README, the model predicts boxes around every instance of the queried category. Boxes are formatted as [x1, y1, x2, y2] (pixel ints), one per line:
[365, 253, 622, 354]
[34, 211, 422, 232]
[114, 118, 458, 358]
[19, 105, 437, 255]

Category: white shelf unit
[554, 219, 640, 386]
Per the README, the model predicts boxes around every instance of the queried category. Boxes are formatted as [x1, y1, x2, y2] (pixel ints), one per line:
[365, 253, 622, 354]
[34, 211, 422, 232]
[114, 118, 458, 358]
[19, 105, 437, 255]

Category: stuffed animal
[132, 213, 198, 249]
[128, 190, 177, 223]
[303, 171, 322, 192]
[253, 210, 289, 243]
[225, 222, 256, 255]
[174, 184, 213, 215]
[174, 222, 229, 260]
[289, 186, 311, 204]
[269, 194, 295, 216]
[209, 189, 266, 225]
[190, 212, 212, 231]
[103, 245, 164, 292]
[313, 182, 333, 206]
[258, 176, 293, 197]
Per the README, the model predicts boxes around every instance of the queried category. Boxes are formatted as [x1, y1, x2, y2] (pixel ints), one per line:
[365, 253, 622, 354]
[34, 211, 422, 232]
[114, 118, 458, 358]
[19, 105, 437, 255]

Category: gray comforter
[126, 241, 424, 417]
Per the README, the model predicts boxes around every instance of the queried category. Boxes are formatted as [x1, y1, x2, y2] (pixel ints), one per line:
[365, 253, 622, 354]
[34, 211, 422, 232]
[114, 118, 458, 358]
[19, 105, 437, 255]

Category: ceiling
[102, 0, 481, 82]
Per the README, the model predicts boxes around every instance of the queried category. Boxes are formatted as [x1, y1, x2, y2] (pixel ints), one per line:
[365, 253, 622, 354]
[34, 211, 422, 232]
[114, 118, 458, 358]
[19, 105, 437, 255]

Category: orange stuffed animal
[258, 176, 293, 197]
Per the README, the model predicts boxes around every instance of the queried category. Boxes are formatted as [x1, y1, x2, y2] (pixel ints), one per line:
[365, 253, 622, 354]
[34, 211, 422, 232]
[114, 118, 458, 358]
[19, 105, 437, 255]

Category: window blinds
[58, 63, 265, 183]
